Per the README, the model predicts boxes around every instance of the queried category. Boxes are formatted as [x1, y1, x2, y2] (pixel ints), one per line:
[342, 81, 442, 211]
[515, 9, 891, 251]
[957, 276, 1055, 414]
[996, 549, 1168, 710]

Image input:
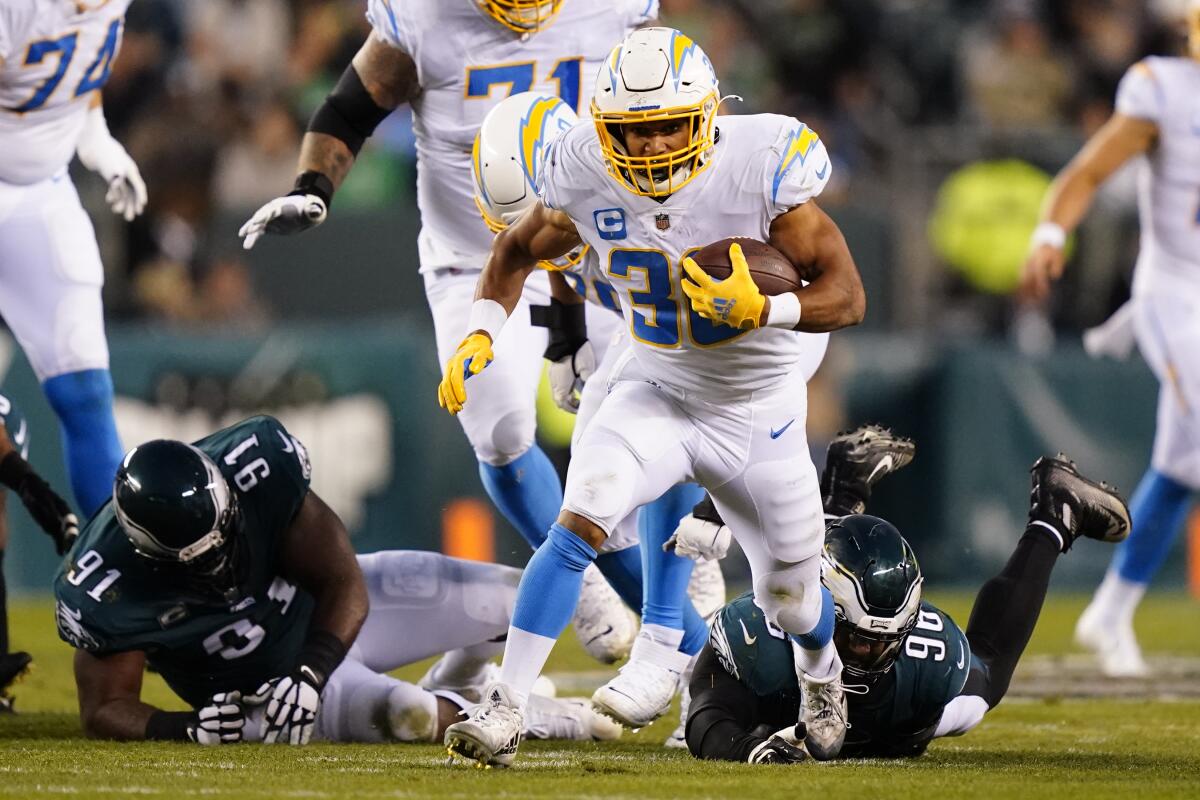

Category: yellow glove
[437, 333, 494, 415]
[681, 242, 766, 330]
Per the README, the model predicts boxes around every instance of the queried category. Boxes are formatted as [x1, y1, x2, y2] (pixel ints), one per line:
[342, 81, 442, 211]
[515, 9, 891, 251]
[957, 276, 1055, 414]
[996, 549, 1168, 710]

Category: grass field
[2, 591, 1199, 799]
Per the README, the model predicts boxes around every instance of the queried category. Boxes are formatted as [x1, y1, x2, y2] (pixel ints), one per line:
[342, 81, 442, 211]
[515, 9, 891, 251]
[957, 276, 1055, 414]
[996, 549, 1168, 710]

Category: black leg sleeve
[685, 645, 768, 762]
[962, 524, 1060, 707]
[0, 549, 7, 654]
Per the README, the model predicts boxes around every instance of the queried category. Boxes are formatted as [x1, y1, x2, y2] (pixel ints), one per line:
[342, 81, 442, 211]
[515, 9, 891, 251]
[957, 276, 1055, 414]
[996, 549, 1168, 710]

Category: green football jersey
[53, 415, 316, 708]
[711, 591, 972, 758]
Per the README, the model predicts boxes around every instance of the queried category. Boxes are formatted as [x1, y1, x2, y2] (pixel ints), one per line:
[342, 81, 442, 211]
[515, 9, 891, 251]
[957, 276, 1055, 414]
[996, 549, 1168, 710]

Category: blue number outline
[9, 31, 79, 113]
[465, 57, 585, 111]
[546, 57, 583, 112]
[608, 249, 680, 348]
[679, 246, 749, 348]
[74, 18, 122, 97]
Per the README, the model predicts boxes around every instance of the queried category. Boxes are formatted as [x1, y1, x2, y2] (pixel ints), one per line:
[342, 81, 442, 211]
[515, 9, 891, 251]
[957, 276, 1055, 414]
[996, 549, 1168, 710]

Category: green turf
[2, 592, 1199, 799]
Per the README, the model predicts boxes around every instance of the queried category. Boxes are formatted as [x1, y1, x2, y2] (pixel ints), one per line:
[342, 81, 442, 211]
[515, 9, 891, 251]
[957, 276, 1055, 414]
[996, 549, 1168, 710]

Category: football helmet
[113, 440, 246, 602]
[592, 27, 720, 197]
[1190, 0, 1200, 60]
[821, 515, 923, 684]
[478, 0, 562, 35]
[472, 91, 587, 271]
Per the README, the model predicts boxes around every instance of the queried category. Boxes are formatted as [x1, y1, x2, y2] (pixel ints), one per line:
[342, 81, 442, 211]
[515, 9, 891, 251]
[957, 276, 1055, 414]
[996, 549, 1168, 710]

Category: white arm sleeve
[1114, 61, 1163, 124]
[618, 0, 660, 27]
[766, 118, 832, 217]
[932, 694, 989, 739]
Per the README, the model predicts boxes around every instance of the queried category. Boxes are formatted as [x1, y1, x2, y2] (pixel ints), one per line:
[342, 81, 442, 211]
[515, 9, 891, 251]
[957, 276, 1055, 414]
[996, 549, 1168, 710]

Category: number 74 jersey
[0, 0, 131, 185]
[53, 415, 316, 707]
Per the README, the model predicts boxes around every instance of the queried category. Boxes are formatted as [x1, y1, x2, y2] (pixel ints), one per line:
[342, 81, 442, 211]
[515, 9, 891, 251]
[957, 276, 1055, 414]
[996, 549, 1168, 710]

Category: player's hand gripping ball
[682, 242, 767, 330]
[438, 333, 494, 415]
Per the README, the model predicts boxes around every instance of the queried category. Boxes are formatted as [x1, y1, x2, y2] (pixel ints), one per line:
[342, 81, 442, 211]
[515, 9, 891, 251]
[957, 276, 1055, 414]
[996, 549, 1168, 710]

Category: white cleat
[444, 683, 524, 768]
[524, 695, 623, 742]
[1075, 605, 1150, 678]
[573, 563, 639, 664]
[801, 671, 848, 761]
[592, 632, 690, 729]
[687, 556, 727, 620]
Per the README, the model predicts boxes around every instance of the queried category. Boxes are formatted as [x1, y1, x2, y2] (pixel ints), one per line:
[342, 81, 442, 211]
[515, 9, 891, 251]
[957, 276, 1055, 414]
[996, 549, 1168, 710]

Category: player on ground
[0, 2, 143, 518]
[238, 0, 661, 661]
[0, 393, 79, 712]
[1019, 2, 1200, 677]
[439, 27, 866, 767]
[53, 416, 619, 745]
[685, 427, 1131, 762]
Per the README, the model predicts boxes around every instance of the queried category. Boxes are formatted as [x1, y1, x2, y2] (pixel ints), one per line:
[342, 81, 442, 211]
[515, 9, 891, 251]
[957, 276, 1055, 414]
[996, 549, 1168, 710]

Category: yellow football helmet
[478, 0, 563, 34]
[1190, 0, 1200, 59]
[591, 27, 720, 198]
[472, 92, 588, 271]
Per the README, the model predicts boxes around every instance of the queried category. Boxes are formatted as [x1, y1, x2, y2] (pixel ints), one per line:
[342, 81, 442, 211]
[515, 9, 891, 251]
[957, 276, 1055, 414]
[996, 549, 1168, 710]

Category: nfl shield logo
[655, 213, 670, 231]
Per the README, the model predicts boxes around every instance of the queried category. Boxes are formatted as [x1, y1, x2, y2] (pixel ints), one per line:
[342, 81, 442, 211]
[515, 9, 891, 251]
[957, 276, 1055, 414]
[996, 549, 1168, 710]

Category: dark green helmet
[113, 440, 245, 602]
[822, 515, 923, 683]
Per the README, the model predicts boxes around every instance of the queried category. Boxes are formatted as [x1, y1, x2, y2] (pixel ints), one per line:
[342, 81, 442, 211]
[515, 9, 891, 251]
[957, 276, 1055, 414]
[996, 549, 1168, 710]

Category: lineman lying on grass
[674, 426, 1131, 763]
[54, 415, 619, 745]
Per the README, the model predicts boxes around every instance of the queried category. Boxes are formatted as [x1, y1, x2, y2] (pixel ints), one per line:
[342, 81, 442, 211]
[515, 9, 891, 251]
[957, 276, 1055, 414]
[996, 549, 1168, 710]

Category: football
[687, 237, 803, 296]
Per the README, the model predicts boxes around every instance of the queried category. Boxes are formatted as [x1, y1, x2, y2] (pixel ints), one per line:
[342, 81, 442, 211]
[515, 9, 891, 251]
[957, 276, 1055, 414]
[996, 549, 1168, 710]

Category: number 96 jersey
[0, 0, 131, 185]
[53, 415, 316, 708]
[364, 0, 657, 272]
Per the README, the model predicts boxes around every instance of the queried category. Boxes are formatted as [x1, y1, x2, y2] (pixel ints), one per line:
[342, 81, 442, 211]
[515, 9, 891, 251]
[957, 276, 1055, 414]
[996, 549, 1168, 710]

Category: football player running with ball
[0, 2, 142, 518]
[1020, 1, 1200, 679]
[440, 27, 866, 767]
[685, 426, 1131, 763]
[239, 0, 661, 670]
[54, 416, 620, 746]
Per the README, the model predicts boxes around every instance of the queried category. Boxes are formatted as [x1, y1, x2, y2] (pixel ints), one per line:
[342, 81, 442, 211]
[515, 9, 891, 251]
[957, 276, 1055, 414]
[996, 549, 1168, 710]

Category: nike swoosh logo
[815, 162, 829, 180]
[739, 619, 757, 646]
[769, 419, 795, 439]
[867, 455, 894, 483]
[585, 625, 614, 646]
[956, 644, 965, 670]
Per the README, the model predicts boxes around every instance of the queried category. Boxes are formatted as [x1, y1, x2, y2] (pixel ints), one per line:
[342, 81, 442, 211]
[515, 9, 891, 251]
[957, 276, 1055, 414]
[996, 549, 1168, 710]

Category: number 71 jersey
[365, 0, 657, 271]
[0, 0, 131, 185]
[53, 415, 315, 707]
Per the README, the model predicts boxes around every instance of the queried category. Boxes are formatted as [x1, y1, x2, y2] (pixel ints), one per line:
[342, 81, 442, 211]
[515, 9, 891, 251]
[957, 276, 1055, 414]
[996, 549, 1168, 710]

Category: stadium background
[1, 0, 1191, 595]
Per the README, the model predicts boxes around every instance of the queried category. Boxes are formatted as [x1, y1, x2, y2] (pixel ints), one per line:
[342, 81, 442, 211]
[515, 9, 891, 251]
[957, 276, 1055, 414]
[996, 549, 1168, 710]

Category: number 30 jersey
[539, 113, 832, 395]
[0, 0, 131, 185]
[365, 0, 656, 272]
[53, 416, 315, 708]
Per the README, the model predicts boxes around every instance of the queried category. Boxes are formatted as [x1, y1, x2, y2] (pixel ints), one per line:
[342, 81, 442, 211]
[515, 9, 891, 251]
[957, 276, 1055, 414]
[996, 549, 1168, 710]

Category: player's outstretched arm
[239, 32, 419, 249]
[0, 422, 78, 554]
[247, 490, 368, 745]
[1019, 114, 1157, 301]
[766, 201, 866, 332]
[438, 202, 582, 414]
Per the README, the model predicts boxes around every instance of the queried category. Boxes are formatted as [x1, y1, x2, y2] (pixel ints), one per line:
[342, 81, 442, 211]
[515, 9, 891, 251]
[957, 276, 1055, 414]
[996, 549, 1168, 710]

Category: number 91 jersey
[0, 0, 131, 185]
[364, 0, 657, 272]
[53, 415, 316, 708]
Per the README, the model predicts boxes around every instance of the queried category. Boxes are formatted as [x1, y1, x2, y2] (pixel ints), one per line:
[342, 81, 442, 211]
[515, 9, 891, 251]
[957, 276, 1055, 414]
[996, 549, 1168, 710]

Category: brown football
[688, 237, 802, 296]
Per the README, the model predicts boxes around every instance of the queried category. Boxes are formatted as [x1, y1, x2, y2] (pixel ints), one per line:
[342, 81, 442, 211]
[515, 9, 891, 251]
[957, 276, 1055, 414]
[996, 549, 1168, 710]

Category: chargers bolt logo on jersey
[594, 208, 627, 240]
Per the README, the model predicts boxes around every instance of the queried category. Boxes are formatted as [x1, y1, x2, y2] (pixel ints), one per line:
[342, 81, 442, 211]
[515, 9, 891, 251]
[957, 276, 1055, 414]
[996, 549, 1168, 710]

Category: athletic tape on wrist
[766, 292, 802, 329]
[467, 299, 509, 342]
[1030, 222, 1066, 250]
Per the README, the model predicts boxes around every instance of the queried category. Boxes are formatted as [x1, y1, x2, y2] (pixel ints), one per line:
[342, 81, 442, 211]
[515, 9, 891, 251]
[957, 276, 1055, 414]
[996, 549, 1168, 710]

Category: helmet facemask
[478, 0, 562, 34]
[833, 609, 919, 684]
[593, 94, 719, 198]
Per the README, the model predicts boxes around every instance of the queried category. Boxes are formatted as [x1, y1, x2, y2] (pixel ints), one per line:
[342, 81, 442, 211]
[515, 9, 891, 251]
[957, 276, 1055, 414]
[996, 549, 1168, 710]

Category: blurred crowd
[94, 0, 1194, 328]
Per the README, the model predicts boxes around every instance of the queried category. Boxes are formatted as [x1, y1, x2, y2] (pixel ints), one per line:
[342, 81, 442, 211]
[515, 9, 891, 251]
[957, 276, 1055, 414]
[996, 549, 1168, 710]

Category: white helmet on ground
[591, 27, 720, 198]
[471, 91, 586, 270]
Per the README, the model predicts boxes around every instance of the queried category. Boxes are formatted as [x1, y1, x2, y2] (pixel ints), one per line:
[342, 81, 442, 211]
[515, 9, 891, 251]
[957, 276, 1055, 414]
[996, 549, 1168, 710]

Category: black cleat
[0, 652, 32, 713]
[1029, 455, 1131, 552]
[821, 425, 916, 516]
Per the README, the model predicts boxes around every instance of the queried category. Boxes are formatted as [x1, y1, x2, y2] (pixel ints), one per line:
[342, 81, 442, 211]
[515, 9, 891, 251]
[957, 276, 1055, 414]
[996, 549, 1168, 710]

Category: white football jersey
[539, 113, 832, 395]
[1115, 56, 1200, 287]
[365, 0, 656, 272]
[0, 0, 131, 185]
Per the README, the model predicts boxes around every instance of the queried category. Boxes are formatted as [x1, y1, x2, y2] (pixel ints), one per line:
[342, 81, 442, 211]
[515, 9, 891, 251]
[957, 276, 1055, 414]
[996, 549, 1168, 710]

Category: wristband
[467, 299, 509, 343]
[290, 171, 334, 208]
[295, 629, 347, 690]
[145, 709, 195, 741]
[1030, 222, 1066, 251]
[765, 292, 802, 329]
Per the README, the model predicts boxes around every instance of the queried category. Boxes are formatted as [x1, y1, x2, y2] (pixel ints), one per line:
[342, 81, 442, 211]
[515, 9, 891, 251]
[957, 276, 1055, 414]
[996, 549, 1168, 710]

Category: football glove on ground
[681, 242, 766, 330]
[250, 668, 322, 745]
[438, 333, 494, 415]
[189, 691, 245, 745]
[748, 729, 808, 764]
[239, 194, 328, 250]
[664, 494, 730, 561]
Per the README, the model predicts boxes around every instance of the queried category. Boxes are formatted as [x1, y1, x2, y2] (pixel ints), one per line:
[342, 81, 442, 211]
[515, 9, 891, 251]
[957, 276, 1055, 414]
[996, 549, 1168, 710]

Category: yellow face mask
[472, 195, 588, 272]
[591, 92, 719, 198]
[478, 0, 562, 34]
[1190, 6, 1200, 60]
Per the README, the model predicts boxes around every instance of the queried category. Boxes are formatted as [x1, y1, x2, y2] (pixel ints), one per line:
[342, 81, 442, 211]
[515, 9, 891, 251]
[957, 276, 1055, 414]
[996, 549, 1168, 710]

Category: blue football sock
[42, 369, 123, 518]
[640, 483, 709, 655]
[792, 586, 836, 651]
[594, 545, 644, 615]
[511, 523, 596, 637]
[478, 444, 563, 549]
[1112, 468, 1192, 585]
